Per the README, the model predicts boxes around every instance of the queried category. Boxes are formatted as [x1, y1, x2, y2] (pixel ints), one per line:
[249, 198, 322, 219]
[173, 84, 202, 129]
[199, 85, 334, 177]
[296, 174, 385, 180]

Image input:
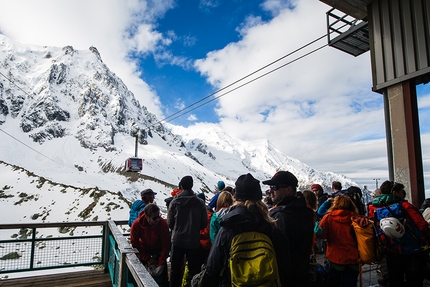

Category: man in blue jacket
[128, 188, 156, 227]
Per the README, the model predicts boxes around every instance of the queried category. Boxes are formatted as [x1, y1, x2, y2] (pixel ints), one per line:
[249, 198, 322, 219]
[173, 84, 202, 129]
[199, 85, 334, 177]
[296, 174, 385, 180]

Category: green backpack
[229, 231, 281, 287]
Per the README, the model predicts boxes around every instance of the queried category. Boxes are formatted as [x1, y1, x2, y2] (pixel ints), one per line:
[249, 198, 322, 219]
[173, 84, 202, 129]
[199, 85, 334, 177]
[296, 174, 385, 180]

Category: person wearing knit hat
[167, 175, 207, 287]
[217, 181, 225, 191]
[310, 183, 328, 255]
[200, 173, 290, 286]
[234, 173, 263, 201]
[208, 180, 226, 210]
[263, 171, 314, 287]
[179, 175, 193, 190]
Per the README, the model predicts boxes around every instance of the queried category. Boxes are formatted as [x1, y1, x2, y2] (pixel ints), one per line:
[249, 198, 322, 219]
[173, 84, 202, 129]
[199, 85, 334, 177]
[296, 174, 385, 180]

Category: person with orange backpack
[315, 195, 360, 287]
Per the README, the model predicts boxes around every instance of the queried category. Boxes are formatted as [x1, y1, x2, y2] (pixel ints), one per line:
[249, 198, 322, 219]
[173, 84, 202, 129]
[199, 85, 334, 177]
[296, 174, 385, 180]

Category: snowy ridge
[0, 34, 356, 223]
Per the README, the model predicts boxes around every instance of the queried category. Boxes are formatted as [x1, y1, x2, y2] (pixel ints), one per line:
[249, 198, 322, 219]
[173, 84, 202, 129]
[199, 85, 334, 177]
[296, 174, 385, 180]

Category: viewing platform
[1, 220, 430, 286]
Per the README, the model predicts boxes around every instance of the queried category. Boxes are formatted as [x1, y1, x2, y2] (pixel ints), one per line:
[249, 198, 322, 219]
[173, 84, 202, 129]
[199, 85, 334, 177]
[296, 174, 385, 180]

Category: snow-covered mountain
[0, 35, 357, 223]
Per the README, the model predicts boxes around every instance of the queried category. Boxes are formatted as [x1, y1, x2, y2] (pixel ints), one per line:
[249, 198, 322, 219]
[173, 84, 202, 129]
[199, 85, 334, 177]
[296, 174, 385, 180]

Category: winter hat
[311, 184, 323, 193]
[234, 173, 262, 201]
[141, 188, 156, 198]
[197, 192, 206, 201]
[262, 171, 298, 188]
[179, 175, 193, 190]
[217, 181, 225, 191]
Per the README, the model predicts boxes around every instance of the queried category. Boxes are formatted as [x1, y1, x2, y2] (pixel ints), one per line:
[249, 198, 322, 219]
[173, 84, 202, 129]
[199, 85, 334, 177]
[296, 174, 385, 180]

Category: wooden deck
[0, 270, 112, 287]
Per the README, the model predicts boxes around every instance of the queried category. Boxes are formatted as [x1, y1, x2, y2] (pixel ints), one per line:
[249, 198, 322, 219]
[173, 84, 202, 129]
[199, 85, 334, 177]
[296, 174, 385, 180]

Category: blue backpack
[374, 201, 429, 254]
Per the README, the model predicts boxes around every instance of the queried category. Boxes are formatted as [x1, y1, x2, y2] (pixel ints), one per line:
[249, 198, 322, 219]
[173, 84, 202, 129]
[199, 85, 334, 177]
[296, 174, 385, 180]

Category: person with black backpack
[198, 173, 291, 287]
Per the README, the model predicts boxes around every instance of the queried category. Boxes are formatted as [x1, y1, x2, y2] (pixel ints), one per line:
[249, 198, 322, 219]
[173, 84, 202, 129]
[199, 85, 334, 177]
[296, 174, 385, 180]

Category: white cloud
[174, 99, 186, 110]
[193, 0, 423, 189]
[187, 114, 198, 121]
[0, 0, 175, 119]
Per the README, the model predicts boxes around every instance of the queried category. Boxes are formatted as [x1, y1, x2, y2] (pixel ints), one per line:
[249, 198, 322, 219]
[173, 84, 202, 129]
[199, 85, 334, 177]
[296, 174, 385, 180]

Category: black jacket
[167, 189, 207, 249]
[202, 205, 291, 287]
[270, 196, 314, 287]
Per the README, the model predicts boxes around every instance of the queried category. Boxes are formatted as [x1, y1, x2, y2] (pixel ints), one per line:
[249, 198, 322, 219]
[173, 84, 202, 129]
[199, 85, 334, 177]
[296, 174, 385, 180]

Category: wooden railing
[0, 220, 158, 287]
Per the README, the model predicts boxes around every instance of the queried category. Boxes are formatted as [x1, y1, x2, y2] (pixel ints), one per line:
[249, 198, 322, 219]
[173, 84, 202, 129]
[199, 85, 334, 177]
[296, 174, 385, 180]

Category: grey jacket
[167, 189, 207, 249]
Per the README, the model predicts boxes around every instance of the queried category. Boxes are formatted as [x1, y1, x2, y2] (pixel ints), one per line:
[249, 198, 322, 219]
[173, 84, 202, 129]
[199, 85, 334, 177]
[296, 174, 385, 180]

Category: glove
[314, 221, 323, 236]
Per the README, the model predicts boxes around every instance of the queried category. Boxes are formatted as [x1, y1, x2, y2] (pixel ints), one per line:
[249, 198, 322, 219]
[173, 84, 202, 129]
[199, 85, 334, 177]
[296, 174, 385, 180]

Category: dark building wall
[368, 0, 430, 92]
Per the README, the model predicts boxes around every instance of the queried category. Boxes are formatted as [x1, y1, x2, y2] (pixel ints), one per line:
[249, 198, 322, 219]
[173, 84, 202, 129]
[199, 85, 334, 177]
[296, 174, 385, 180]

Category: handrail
[0, 220, 158, 287]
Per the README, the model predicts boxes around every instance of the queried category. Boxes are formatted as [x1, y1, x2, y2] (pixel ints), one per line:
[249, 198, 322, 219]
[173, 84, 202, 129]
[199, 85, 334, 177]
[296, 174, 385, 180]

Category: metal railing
[0, 220, 158, 287]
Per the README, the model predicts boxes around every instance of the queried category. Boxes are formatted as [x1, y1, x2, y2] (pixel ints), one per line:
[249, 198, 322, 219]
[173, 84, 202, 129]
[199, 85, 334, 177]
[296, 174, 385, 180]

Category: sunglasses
[270, 185, 289, 191]
[151, 215, 161, 221]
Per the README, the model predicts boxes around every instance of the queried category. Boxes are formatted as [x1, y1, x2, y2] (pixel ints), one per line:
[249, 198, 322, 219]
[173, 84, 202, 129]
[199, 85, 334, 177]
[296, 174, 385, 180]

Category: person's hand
[152, 265, 165, 276]
[147, 258, 157, 266]
[147, 264, 157, 275]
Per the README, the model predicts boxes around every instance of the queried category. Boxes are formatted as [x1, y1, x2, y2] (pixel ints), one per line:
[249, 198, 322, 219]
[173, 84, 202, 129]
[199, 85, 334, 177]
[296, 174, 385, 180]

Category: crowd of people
[128, 172, 430, 287]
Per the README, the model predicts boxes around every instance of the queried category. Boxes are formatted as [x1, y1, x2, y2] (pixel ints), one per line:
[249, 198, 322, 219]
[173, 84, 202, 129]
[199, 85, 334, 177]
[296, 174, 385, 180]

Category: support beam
[386, 81, 425, 207]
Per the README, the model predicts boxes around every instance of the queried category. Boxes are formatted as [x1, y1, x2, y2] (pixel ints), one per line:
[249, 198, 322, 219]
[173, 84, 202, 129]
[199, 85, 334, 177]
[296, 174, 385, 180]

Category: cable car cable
[154, 33, 328, 125]
[144, 38, 329, 128]
[0, 128, 66, 166]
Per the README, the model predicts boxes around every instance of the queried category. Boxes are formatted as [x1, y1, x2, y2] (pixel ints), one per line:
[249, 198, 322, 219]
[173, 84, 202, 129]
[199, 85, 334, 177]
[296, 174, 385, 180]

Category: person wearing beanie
[311, 183, 329, 210]
[310, 183, 328, 254]
[167, 175, 207, 287]
[128, 188, 157, 227]
[200, 173, 291, 287]
[208, 180, 226, 210]
[263, 171, 314, 287]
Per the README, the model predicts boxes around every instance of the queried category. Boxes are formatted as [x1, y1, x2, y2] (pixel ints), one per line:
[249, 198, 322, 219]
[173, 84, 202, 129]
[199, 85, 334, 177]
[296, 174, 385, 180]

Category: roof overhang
[319, 0, 372, 19]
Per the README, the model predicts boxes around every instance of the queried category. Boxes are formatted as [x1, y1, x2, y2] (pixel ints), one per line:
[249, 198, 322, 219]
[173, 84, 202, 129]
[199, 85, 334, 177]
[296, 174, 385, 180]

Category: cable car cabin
[125, 157, 143, 172]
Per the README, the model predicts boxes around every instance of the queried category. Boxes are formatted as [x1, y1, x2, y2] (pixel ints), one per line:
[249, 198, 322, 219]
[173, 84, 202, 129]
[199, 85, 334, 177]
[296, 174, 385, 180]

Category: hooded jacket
[209, 207, 231, 243]
[130, 213, 171, 266]
[367, 194, 402, 218]
[202, 205, 291, 287]
[167, 189, 207, 249]
[318, 209, 359, 265]
[270, 195, 314, 287]
[128, 200, 147, 227]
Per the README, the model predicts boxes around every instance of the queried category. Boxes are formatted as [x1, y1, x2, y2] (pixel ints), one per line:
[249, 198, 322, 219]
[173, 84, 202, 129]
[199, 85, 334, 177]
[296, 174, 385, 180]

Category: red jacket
[319, 209, 359, 265]
[369, 195, 429, 236]
[200, 210, 213, 250]
[130, 213, 171, 266]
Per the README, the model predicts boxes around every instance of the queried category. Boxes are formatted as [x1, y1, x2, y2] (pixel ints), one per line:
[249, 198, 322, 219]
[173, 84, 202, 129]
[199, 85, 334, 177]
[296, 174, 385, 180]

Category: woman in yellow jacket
[315, 195, 360, 287]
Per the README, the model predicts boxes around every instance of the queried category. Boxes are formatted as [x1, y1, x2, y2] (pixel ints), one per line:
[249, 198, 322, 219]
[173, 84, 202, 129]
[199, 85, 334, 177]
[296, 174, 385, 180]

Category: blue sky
[0, 0, 429, 191]
[138, 0, 274, 125]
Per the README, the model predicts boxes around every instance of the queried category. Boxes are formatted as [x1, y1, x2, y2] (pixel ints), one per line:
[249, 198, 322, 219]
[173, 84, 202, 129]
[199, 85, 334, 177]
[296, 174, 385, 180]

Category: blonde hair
[235, 200, 277, 229]
[216, 191, 234, 212]
[328, 195, 358, 214]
